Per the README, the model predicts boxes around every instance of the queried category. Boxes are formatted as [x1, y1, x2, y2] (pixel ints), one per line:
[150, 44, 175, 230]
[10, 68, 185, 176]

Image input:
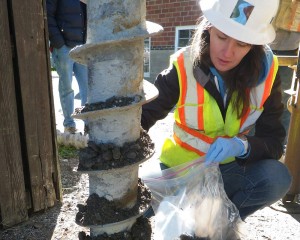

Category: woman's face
[209, 27, 252, 74]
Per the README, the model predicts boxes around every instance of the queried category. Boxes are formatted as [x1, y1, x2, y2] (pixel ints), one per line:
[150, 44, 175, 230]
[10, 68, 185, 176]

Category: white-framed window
[144, 38, 151, 78]
[175, 26, 196, 52]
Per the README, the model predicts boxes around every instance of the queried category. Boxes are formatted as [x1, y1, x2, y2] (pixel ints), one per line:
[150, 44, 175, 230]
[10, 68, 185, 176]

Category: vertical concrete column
[70, 0, 163, 237]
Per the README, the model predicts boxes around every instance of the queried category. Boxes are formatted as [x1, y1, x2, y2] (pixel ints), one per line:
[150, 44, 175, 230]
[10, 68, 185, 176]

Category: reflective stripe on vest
[161, 47, 278, 167]
[240, 55, 278, 132]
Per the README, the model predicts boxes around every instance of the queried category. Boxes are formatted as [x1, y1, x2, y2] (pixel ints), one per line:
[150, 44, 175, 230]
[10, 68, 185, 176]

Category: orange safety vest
[160, 47, 278, 167]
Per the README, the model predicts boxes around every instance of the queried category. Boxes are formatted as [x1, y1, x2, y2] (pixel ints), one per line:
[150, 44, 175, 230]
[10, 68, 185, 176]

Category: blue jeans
[220, 159, 292, 220]
[52, 45, 88, 128]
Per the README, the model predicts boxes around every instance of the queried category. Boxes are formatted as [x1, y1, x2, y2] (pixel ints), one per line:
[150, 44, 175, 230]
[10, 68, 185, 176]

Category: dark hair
[191, 17, 265, 118]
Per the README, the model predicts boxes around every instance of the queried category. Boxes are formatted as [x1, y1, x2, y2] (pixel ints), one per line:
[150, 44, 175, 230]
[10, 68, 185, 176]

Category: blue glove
[205, 137, 244, 165]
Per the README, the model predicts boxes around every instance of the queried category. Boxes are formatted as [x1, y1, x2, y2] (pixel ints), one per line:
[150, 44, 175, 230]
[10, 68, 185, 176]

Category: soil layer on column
[74, 96, 139, 115]
[76, 179, 151, 226]
[77, 130, 154, 171]
[78, 217, 153, 240]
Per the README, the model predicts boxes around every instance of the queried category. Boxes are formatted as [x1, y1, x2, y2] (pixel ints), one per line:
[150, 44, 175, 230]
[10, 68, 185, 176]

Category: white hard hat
[199, 0, 280, 45]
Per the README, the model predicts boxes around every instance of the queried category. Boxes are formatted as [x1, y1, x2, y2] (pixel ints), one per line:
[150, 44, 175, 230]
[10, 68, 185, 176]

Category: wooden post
[284, 49, 300, 199]
[0, 0, 61, 227]
[9, 0, 58, 211]
[0, 0, 28, 227]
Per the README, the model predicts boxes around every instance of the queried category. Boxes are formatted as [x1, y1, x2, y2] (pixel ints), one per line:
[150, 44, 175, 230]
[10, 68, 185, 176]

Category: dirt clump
[78, 217, 153, 240]
[76, 179, 152, 240]
[78, 130, 154, 171]
[74, 96, 141, 114]
[178, 235, 208, 240]
[76, 179, 151, 226]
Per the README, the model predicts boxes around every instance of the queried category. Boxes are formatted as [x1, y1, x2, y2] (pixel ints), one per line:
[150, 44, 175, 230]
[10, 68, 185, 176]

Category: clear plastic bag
[142, 158, 245, 240]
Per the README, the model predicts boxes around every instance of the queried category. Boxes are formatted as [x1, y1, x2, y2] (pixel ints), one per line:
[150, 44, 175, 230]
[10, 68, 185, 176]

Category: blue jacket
[46, 0, 87, 49]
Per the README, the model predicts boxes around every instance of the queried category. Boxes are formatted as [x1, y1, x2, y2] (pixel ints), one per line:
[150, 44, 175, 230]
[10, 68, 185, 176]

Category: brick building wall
[146, 0, 201, 50]
[145, 0, 202, 81]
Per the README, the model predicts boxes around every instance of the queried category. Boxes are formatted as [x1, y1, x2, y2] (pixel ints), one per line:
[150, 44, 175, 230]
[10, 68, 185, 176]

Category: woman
[141, 0, 292, 220]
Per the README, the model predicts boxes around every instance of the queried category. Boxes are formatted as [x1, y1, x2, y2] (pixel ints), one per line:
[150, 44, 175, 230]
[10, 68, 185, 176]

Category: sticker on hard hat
[230, 0, 254, 25]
